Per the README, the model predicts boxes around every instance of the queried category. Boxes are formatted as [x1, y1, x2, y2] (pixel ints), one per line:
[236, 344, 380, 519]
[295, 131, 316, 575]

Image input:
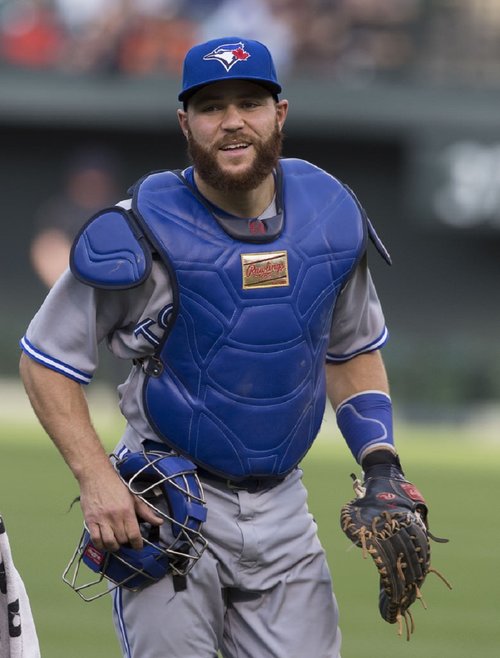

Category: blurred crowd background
[1, 0, 500, 419]
[2, 0, 500, 87]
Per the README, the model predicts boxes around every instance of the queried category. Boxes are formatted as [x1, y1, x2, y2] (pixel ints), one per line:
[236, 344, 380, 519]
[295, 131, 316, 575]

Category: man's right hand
[79, 466, 164, 552]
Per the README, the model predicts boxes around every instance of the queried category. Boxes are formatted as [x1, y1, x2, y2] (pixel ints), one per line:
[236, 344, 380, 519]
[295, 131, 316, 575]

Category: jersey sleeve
[326, 254, 388, 363]
[20, 262, 173, 384]
[20, 271, 104, 383]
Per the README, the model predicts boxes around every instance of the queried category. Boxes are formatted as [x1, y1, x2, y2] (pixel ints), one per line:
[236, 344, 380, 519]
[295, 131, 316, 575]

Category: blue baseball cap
[179, 37, 282, 103]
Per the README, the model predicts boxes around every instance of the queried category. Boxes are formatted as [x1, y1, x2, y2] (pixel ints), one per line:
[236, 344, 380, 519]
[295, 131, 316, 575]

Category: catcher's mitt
[340, 463, 451, 640]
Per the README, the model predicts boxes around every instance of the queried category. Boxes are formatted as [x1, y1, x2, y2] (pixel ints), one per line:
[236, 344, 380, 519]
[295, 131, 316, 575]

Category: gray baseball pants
[112, 468, 341, 657]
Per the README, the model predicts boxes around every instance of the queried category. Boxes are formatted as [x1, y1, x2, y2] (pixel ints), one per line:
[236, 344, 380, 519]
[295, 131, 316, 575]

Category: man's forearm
[19, 352, 113, 483]
[326, 350, 389, 410]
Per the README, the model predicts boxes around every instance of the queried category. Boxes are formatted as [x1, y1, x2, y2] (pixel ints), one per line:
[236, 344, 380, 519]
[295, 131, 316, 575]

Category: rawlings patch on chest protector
[241, 251, 289, 289]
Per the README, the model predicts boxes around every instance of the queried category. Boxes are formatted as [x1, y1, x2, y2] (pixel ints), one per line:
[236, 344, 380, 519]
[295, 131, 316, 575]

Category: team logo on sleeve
[241, 251, 289, 289]
[203, 42, 250, 71]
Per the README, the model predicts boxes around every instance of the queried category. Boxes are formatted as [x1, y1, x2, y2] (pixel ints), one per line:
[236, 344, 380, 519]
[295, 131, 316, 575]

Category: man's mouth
[220, 142, 251, 152]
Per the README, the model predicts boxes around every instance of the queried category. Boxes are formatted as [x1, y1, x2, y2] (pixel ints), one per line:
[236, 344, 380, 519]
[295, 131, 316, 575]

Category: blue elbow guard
[336, 391, 395, 464]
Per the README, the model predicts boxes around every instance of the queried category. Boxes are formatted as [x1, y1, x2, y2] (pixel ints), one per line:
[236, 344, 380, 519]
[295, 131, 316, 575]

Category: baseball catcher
[20, 33, 452, 658]
[340, 451, 452, 640]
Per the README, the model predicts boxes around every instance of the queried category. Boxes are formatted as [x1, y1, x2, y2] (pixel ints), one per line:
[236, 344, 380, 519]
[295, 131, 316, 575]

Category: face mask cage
[63, 448, 208, 601]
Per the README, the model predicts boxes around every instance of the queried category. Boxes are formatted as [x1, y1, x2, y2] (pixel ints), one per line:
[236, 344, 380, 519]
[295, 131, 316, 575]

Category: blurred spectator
[30, 147, 122, 288]
[270, 0, 347, 76]
[199, 0, 295, 76]
[117, 1, 197, 76]
[52, 0, 199, 76]
[418, 0, 500, 87]
[54, 0, 129, 74]
[181, 0, 225, 22]
[54, 0, 122, 33]
[0, 0, 65, 69]
[334, 0, 423, 80]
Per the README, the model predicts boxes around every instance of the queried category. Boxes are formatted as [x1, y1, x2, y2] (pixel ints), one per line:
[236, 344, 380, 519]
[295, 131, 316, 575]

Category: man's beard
[187, 124, 283, 194]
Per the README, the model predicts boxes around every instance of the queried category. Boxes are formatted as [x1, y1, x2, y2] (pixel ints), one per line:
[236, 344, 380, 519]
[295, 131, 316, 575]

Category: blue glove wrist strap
[336, 391, 395, 464]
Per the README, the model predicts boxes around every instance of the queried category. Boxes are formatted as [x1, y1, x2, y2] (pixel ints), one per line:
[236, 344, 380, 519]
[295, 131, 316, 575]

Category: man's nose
[221, 105, 245, 131]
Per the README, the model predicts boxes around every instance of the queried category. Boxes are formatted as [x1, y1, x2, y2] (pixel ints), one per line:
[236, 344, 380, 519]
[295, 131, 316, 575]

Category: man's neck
[193, 171, 275, 219]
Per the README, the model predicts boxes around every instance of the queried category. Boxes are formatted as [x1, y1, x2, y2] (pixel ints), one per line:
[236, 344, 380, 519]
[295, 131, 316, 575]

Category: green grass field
[1, 403, 499, 658]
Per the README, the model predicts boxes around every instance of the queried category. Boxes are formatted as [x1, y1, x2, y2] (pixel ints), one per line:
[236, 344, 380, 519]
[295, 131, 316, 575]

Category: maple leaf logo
[232, 47, 250, 61]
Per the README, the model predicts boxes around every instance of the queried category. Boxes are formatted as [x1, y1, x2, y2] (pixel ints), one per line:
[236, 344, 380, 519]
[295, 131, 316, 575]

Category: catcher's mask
[63, 444, 207, 601]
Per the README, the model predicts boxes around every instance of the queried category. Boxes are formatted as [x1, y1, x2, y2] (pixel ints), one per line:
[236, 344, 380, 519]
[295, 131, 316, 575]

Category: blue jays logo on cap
[203, 41, 251, 72]
[179, 36, 282, 103]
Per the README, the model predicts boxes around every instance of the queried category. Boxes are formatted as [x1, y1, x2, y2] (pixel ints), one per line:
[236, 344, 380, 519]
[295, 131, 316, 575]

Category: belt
[197, 468, 287, 493]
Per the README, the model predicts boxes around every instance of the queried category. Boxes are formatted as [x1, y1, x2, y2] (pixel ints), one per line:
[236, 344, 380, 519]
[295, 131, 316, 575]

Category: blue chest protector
[72, 159, 376, 479]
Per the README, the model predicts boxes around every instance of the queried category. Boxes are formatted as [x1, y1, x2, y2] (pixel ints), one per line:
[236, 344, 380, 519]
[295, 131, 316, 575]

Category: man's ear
[276, 99, 289, 132]
[177, 109, 189, 138]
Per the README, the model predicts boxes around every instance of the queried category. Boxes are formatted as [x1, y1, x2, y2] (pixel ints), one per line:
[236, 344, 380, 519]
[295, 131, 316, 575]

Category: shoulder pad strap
[365, 216, 392, 265]
[70, 207, 153, 289]
[342, 184, 392, 266]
